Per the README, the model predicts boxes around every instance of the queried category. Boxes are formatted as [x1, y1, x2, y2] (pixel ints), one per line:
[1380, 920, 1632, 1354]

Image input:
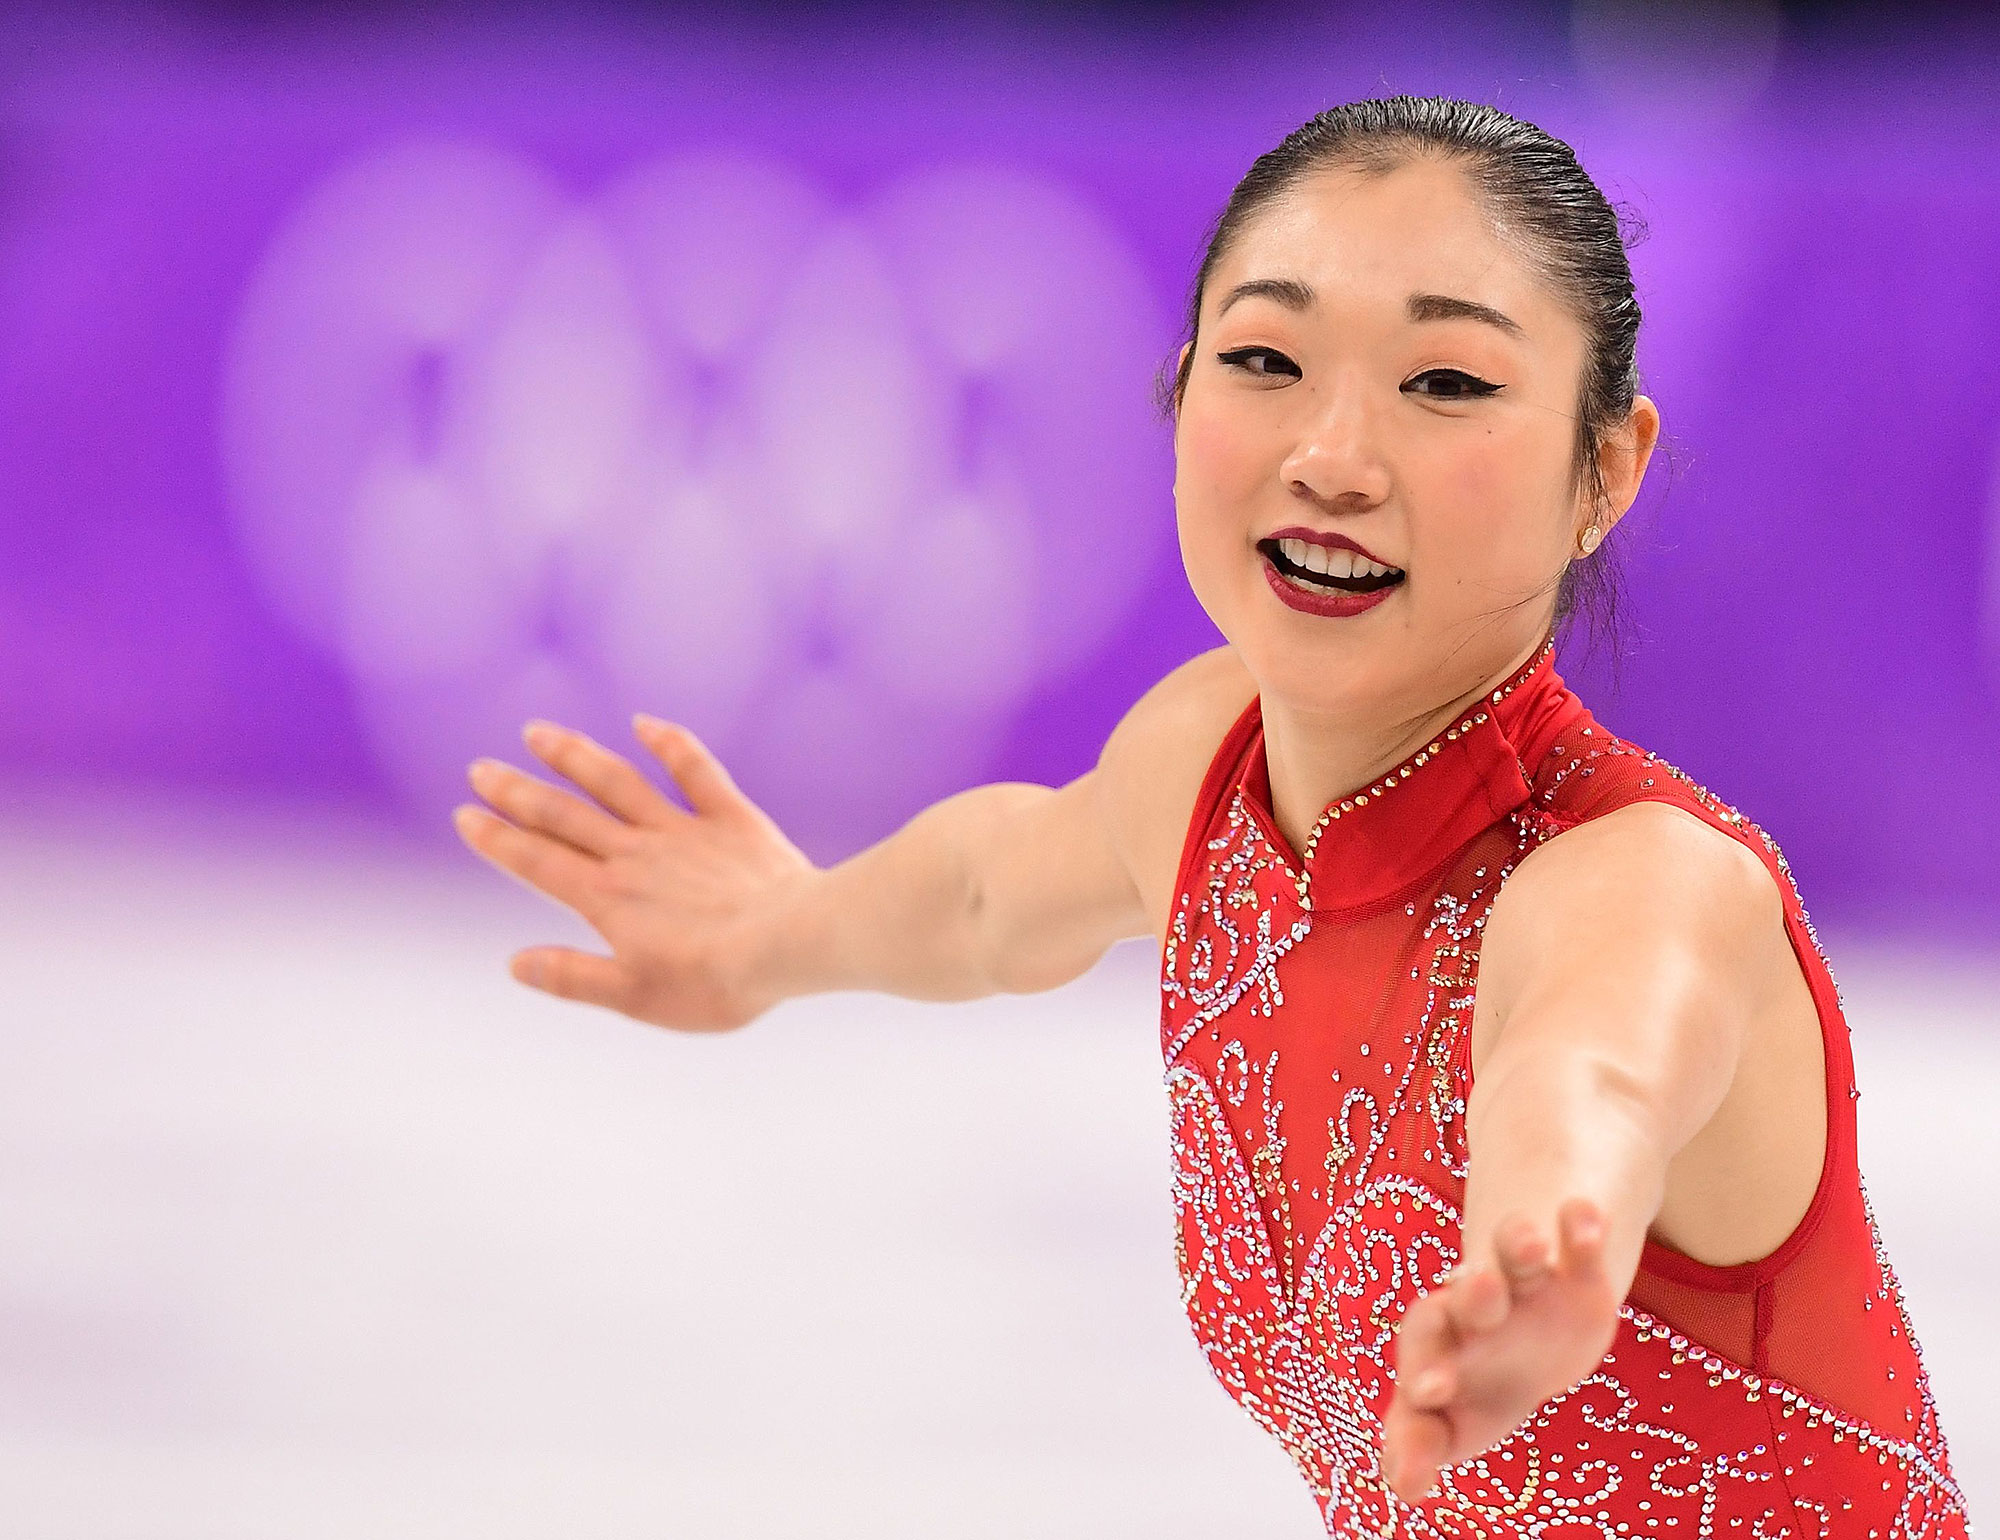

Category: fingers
[1384, 1286, 1465, 1496]
[1378, 1203, 1614, 1511]
[1404, 1361, 1457, 1411]
[1443, 1262, 1510, 1336]
[1558, 1196, 1607, 1268]
[634, 715, 750, 823]
[468, 757, 631, 859]
[1482, 1202, 1606, 1298]
[1393, 1284, 1459, 1385]
[523, 720, 683, 829]
[509, 946, 639, 1013]
[1383, 1401, 1450, 1504]
[453, 802, 604, 917]
[1494, 1211, 1555, 1298]
[1381, 1332, 1440, 1503]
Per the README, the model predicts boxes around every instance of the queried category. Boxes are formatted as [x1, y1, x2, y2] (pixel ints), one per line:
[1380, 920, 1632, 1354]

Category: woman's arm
[1378, 801, 1797, 1502]
[452, 644, 1253, 1028]
[772, 767, 1152, 1003]
[454, 720, 1141, 1027]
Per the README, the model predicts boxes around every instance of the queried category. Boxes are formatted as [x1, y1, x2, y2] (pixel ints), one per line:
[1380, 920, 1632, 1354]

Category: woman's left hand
[1379, 1196, 1625, 1505]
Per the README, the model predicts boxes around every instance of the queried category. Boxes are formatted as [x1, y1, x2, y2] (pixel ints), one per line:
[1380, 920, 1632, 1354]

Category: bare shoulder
[1095, 643, 1260, 945]
[1479, 799, 1783, 1028]
[1504, 798, 1775, 914]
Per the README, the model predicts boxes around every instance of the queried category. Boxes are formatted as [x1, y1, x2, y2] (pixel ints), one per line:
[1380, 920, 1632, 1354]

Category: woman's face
[1172, 156, 1618, 718]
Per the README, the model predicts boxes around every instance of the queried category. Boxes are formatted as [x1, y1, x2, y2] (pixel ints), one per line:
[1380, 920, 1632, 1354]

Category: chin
[1229, 621, 1379, 707]
[1269, 657, 1391, 717]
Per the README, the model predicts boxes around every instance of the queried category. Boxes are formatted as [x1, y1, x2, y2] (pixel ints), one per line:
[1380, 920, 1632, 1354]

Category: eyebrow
[1407, 290, 1525, 339]
[1216, 277, 1525, 339]
[1216, 277, 1316, 316]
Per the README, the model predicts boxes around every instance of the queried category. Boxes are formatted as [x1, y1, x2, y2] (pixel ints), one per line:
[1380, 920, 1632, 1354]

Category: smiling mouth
[1257, 539, 1407, 594]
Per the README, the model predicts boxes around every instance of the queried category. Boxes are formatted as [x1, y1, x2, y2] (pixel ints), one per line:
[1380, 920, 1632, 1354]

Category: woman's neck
[1260, 629, 1549, 862]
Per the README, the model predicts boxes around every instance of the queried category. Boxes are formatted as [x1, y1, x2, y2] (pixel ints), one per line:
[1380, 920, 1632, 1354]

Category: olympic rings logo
[220, 139, 1169, 850]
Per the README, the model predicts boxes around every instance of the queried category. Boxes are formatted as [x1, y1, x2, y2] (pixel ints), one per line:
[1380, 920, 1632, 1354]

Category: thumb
[633, 715, 750, 821]
[510, 947, 639, 1013]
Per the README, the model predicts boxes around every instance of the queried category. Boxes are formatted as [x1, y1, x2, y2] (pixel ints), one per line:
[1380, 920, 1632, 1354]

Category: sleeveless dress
[1159, 629, 1970, 1539]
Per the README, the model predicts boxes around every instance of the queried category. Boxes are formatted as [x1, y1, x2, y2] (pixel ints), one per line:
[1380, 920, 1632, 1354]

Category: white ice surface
[0, 795, 1989, 1538]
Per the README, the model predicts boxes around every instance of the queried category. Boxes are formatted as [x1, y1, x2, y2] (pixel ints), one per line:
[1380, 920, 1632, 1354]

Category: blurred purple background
[3, 5, 1996, 1533]
[5, 1, 1999, 930]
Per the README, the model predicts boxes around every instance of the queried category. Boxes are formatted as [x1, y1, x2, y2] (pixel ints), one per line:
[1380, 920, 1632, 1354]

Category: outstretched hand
[1380, 1196, 1623, 1505]
[452, 714, 817, 1031]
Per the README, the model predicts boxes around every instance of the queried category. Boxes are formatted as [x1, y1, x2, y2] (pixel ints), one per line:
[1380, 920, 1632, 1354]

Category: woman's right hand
[452, 713, 818, 1031]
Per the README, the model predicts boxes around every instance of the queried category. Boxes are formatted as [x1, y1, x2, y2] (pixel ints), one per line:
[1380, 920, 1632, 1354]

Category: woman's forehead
[1210, 161, 1549, 327]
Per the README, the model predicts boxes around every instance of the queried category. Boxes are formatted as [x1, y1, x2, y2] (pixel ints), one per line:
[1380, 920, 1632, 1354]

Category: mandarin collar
[1235, 632, 1592, 916]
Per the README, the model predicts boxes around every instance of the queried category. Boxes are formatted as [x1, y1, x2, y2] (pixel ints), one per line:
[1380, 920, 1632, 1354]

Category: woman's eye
[1405, 368, 1502, 401]
[1215, 346, 1301, 380]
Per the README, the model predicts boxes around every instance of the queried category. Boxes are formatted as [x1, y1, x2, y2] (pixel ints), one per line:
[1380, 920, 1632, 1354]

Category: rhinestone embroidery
[1289, 636, 1558, 908]
[1158, 642, 1969, 1540]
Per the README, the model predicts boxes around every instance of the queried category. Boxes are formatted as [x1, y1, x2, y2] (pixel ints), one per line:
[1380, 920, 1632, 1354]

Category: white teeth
[1271, 537, 1402, 583]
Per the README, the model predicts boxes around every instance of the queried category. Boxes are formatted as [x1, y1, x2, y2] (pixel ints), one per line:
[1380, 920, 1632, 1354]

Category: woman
[453, 97, 1969, 1538]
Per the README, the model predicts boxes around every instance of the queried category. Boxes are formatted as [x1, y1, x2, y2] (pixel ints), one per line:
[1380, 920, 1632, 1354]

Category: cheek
[1419, 428, 1568, 591]
[1175, 397, 1269, 511]
[1172, 403, 1269, 625]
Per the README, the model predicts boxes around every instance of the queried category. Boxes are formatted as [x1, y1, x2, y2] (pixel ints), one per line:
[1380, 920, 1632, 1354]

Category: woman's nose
[1277, 389, 1392, 507]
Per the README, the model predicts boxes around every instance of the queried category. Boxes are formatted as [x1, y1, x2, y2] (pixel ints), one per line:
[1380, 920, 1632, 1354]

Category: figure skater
[452, 96, 1969, 1538]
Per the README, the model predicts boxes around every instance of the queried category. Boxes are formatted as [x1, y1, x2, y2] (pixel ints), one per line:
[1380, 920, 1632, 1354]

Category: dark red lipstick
[1257, 526, 1405, 619]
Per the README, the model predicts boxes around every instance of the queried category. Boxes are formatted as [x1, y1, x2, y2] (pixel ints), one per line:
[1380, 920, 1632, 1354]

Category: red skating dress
[1160, 630, 1970, 1539]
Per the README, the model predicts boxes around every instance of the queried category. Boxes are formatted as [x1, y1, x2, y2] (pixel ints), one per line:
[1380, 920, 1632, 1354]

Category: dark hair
[1157, 95, 1659, 672]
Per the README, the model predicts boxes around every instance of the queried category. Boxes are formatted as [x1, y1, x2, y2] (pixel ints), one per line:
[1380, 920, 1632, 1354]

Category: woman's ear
[1587, 395, 1661, 543]
[1170, 341, 1194, 433]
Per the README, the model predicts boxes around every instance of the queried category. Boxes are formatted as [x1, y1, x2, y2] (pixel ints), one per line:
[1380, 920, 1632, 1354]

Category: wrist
[743, 861, 840, 1009]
